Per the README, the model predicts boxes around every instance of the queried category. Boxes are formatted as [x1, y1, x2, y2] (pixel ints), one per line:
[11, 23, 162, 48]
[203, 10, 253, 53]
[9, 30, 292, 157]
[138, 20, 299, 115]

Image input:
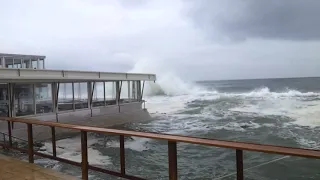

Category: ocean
[16, 77, 320, 179]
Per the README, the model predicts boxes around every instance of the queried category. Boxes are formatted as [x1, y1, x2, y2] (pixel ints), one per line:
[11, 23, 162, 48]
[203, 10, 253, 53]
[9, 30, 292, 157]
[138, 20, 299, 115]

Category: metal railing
[0, 117, 319, 180]
[0, 130, 43, 151]
[0, 131, 27, 145]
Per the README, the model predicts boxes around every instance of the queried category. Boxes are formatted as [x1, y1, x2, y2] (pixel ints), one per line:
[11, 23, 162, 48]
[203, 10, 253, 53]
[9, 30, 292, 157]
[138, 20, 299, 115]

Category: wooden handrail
[0, 117, 320, 180]
[2, 117, 320, 159]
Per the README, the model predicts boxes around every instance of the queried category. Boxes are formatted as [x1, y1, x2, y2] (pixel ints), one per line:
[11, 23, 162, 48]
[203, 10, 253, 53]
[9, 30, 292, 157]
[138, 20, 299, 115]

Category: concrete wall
[0, 102, 152, 141]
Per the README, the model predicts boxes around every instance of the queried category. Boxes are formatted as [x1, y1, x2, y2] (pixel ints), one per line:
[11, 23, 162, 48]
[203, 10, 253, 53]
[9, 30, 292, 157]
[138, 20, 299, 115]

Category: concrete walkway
[0, 154, 77, 180]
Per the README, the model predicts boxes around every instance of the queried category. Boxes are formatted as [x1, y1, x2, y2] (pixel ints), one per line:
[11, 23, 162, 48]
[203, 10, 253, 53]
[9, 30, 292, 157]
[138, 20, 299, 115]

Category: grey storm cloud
[1, 0, 320, 81]
[186, 0, 320, 41]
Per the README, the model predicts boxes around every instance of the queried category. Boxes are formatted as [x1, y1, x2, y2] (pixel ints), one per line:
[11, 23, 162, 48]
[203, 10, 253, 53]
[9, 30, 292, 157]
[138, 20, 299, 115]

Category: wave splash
[128, 58, 202, 96]
[234, 87, 320, 98]
[128, 59, 320, 127]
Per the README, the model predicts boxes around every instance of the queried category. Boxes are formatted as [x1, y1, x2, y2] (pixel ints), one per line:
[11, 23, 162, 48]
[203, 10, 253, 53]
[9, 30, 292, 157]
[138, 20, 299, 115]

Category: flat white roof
[0, 53, 46, 60]
[0, 68, 156, 83]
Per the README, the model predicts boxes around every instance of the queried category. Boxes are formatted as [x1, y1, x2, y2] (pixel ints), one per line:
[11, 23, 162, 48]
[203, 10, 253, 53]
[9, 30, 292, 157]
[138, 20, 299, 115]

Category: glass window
[74, 82, 88, 109]
[35, 83, 53, 114]
[15, 83, 35, 116]
[0, 85, 8, 117]
[92, 82, 104, 107]
[58, 83, 73, 111]
[104, 82, 116, 105]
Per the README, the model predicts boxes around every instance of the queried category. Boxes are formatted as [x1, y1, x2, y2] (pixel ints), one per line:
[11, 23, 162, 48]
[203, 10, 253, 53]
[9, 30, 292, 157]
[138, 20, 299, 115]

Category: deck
[0, 154, 76, 180]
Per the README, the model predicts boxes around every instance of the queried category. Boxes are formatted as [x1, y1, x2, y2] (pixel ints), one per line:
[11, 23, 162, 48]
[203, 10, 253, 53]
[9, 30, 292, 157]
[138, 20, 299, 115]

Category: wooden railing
[0, 117, 319, 180]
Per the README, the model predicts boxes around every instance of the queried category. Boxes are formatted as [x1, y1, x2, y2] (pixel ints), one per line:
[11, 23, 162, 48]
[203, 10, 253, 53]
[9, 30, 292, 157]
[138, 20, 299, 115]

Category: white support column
[2, 87, 6, 101]
[112, 82, 115, 99]
[128, 81, 131, 102]
[8, 84, 11, 117]
[94, 83, 98, 100]
[12, 58, 14, 68]
[27, 59, 32, 68]
[12, 83, 16, 117]
[33, 84, 36, 115]
[54, 82, 60, 121]
[37, 58, 40, 69]
[12, 84, 15, 117]
[136, 81, 140, 101]
[78, 83, 81, 99]
[63, 83, 67, 100]
[51, 83, 55, 112]
[72, 82, 75, 111]
[103, 82, 106, 106]
[87, 82, 92, 108]
[1, 57, 5, 68]
[46, 84, 49, 100]
[132, 81, 136, 100]
[116, 81, 120, 105]
[51, 83, 57, 112]
[43, 59, 45, 69]
[141, 81, 145, 102]
[8, 83, 15, 117]
[39, 84, 42, 99]
[20, 59, 23, 68]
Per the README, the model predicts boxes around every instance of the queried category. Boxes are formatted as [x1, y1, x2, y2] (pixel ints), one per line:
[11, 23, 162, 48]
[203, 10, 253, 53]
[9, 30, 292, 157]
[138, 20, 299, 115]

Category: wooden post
[51, 127, 56, 157]
[81, 131, 88, 180]
[27, 124, 34, 163]
[120, 135, 125, 175]
[168, 141, 178, 180]
[236, 149, 244, 180]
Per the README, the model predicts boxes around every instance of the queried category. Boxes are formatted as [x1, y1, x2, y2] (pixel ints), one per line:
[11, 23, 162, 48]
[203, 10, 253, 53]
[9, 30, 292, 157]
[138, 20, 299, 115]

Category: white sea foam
[212, 121, 270, 132]
[149, 77, 320, 127]
[297, 138, 320, 149]
[129, 58, 320, 130]
[129, 58, 203, 97]
[230, 95, 320, 127]
[143, 80, 320, 128]
[106, 137, 150, 152]
[40, 136, 111, 166]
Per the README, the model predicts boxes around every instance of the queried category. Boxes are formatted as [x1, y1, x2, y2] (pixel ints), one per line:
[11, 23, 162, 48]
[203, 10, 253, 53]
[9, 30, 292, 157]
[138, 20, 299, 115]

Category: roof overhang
[0, 53, 46, 60]
[0, 68, 156, 83]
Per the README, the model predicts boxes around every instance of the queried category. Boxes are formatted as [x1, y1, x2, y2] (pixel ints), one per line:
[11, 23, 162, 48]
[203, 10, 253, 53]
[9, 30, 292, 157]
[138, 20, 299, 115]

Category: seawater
[13, 77, 320, 179]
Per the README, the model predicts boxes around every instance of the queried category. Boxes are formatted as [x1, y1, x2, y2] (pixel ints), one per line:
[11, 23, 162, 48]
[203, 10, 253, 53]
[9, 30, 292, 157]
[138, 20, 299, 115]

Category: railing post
[120, 135, 125, 175]
[81, 131, 88, 180]
[236, 149, 244, 180]
[7, 121, 12, 147]
[168, 141, 178, 180]
[51, 126, 56, 157]
[27, 124, 34, 163]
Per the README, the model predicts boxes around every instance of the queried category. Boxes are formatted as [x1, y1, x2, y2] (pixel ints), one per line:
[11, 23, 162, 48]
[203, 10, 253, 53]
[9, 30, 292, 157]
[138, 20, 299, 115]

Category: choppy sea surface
[8, 77, 320, 179]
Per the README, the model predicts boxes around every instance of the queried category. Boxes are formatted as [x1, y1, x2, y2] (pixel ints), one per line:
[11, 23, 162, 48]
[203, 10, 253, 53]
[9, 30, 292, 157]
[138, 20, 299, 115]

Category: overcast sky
[1, 0, 319, 81]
